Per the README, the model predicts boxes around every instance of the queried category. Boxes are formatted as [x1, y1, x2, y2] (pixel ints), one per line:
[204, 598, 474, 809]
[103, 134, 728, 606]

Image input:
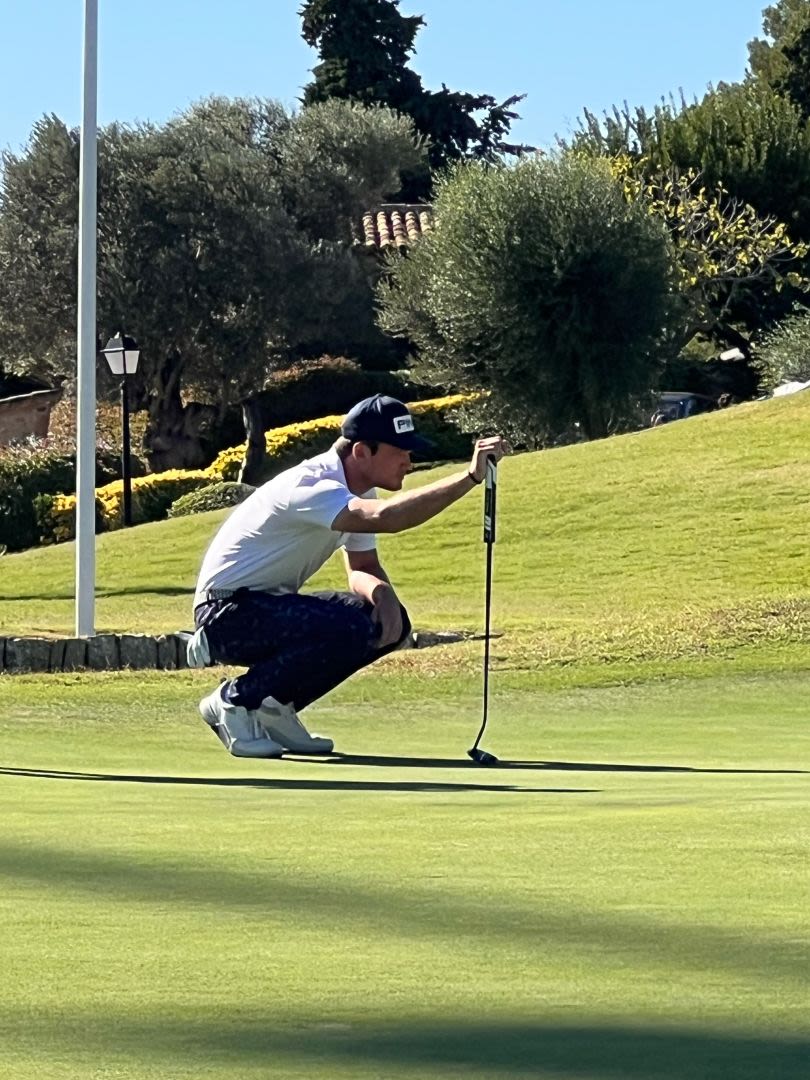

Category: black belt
[205, 588, 241, 601]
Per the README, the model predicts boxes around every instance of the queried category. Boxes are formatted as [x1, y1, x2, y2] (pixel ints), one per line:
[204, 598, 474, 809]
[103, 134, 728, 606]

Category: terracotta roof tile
[359, 203, 433, 253]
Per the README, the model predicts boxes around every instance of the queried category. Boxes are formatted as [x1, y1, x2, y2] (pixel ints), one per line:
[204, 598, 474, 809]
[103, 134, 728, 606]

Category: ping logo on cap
[394, 415, 415, 434]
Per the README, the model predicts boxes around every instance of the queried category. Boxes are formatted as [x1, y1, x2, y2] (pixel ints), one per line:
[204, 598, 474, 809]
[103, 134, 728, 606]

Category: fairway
[2, 664, 808, 1079]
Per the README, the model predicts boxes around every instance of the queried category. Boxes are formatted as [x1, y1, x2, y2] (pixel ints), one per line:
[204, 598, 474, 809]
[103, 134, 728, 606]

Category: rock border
[0, 633, 190, 674]
[0, 630, 474, 674]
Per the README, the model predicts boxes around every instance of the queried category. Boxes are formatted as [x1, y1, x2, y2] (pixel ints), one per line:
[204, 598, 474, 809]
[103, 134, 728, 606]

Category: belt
[204, 587, 286, 602]
[205, 588, 240, 601]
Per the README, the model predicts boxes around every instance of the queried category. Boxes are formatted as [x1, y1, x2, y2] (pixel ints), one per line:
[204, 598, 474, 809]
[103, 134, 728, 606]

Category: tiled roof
[359, 204, 434, 252]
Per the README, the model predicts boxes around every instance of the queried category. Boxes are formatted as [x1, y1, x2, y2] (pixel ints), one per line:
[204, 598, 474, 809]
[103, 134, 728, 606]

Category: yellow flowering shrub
[34, 394, 480, 544]
[208, 415, 342, 482]
[408, 393, 474, 414]
[34, 492, 100, 545]
[208, 393, 478, 483]
[35, 470, 213, 544]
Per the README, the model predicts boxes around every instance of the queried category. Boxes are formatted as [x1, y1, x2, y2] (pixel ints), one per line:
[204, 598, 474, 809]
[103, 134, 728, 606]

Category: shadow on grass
[2, 1010, 809, 1079]
[323, 753, 806, 775]
[513, 759, 808, 775]
[0, 829, 807, 988]
[0, 766, 592, 795]
[1, 585, 192, 601]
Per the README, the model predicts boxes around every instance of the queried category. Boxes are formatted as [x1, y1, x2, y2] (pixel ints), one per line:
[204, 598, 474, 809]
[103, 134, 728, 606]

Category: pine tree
[301, 0, 423, 110]
[747, 0, 810, 87]
[776, 21, 810, 118]
[299, 0, 529, 198]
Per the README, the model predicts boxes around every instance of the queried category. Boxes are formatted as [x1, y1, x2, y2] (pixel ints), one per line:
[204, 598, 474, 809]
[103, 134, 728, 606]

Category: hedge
[36, 471, 212, 544]
[32, 394, 478, 545]
[252, 355, 433, 429]
[0, 442, 120, 552]
[208, 393, 476, 483]
[168, 482, 256, 518]
[211, 356, 440, 457]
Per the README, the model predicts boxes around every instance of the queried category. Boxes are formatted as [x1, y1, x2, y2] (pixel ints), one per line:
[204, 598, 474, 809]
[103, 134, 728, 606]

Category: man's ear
[352, 441, 372, 463]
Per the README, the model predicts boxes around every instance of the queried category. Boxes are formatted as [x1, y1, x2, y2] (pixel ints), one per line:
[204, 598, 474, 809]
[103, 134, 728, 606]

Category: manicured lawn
[2, 393, 809, 1075]
[1, 665, 808, 1079]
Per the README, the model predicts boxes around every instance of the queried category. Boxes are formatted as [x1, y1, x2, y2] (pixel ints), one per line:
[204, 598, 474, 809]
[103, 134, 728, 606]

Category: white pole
[75, 0, 98, 637]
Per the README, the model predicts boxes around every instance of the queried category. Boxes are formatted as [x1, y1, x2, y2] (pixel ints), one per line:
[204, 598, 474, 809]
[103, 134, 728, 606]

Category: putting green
[1, 665, 808, 1079]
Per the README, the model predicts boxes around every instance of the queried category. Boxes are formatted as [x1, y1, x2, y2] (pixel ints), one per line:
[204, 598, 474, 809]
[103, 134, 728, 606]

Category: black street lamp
[102, 333, 140, 527]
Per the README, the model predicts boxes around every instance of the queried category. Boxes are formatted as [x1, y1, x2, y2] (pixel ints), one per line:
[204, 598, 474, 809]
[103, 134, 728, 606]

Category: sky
[1, 0, 771, 157]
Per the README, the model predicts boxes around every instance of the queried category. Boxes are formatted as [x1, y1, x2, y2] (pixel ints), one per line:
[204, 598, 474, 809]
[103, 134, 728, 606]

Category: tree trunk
[142, 349, 215, 472]
[238, 398, 266, 486]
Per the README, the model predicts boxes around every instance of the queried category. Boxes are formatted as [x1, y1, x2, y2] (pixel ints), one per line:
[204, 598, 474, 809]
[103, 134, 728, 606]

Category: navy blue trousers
[194, 589, 411, 711]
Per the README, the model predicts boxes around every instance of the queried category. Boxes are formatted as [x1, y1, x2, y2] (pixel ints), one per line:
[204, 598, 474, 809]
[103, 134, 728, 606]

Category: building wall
[0, 389, 62, 446]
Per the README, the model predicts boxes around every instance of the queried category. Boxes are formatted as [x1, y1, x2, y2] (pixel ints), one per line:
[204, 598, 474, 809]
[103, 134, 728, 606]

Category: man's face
[367, 442, 413, 491]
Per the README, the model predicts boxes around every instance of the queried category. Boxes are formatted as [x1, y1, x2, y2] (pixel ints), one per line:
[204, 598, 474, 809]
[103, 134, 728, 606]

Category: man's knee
[372, 604, 412, 657]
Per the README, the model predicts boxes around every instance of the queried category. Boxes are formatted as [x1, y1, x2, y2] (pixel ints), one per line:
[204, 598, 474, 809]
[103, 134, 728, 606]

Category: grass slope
[2, 392, 810, 681]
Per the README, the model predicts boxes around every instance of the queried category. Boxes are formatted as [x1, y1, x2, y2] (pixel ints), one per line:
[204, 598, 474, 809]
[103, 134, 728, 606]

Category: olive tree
[756, 304, 810, 386]
[0, 98, 424, 470]
[378, 154, 679, 442]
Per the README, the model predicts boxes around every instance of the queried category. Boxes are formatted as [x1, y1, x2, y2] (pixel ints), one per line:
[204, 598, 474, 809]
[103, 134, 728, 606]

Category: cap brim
[397, 433, 434, 458]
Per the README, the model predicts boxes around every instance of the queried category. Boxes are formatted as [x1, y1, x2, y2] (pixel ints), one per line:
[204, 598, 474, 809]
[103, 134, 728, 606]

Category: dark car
[650, 391, 717, 426]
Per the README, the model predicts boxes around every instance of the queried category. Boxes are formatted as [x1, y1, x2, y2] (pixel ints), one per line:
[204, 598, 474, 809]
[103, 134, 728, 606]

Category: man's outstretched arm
[331, 435, 506, 535]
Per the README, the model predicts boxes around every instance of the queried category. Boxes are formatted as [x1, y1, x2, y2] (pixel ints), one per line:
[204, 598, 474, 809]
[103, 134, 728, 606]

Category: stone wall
[0, 629, 468, 674]
[0, 633, 192, 673]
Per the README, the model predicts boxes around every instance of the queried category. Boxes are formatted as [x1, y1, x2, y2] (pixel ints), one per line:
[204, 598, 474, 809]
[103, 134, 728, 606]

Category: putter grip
[483, 456, 497, 544]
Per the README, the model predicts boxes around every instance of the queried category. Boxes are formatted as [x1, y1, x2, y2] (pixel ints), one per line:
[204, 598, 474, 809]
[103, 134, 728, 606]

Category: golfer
[190, 394, 507, 758]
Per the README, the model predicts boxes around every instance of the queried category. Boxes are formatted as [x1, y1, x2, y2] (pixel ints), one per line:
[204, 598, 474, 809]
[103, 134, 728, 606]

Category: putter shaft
[470, 456, 497, 756]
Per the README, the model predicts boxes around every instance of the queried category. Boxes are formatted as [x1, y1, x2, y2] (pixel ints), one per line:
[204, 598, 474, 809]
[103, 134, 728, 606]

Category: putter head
[467, 747, 499, 766]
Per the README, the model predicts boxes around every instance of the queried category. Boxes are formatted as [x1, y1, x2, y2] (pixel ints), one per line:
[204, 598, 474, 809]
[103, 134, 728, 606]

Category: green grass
[2, 395, 810, 1077]
[1, 667, 809, 1079]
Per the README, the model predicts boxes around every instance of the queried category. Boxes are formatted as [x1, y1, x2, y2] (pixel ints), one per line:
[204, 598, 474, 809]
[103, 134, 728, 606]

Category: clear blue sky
[1, 0, 770, 156]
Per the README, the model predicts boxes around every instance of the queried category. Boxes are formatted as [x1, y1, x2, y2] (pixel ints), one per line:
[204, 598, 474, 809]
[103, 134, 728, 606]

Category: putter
[468, 455, 499, 766]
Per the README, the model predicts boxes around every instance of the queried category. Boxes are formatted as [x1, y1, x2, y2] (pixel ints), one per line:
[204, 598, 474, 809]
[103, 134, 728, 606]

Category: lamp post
[102, 333, 140, 527]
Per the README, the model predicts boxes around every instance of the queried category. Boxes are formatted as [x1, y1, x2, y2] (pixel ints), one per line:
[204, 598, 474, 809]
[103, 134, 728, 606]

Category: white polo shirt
[193, 448, 377, 609]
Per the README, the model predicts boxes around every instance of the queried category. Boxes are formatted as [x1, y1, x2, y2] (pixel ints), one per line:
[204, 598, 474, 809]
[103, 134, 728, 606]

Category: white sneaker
[257, 696, 334, 754]
[199, 686, 284, 759]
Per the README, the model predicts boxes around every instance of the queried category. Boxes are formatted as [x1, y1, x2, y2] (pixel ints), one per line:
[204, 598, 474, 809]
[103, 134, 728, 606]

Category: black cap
[341, 394, 433, 455]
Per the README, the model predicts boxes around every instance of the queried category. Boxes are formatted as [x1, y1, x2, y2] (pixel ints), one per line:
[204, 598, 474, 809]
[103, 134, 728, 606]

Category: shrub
[0, 440, 119, 552]
[36, 469, 213, 543]
[48, 394, 150, 472]
[208, 416, 342, 483]
[378, 155, 678, 444]
[34, 492, 107, 545]
[168, 482, 255, 518]
[213, 356, 438, 447]
[202, 357, 448, 465]
[208, 393, 477, 483]
[205, 357, 423, 462]
[127, 471, 213, 527]
[756, 306, 810, 389]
